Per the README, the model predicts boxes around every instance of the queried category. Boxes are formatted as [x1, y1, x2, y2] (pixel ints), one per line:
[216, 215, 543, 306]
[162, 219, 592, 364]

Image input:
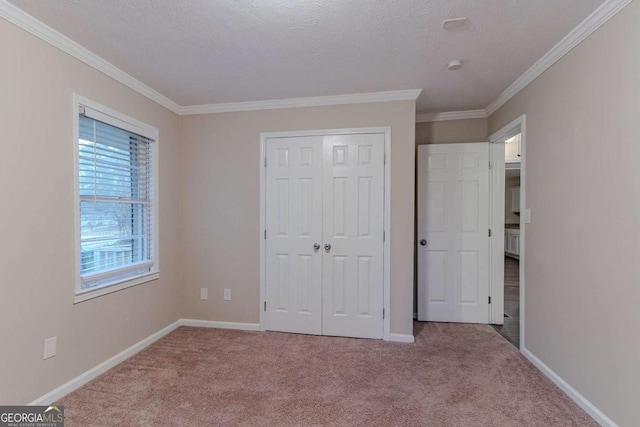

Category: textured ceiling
[8, 0, 603, 113]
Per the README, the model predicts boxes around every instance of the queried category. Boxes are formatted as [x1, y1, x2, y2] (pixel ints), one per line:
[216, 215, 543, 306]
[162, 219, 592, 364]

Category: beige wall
[0, 19, 181, 403]
[0, 13, 416, 404]
[504, 177, 520, 225]
[489, 2, 640, 424]
[179, 101, 416, 335]
[415, 118, 487, 145]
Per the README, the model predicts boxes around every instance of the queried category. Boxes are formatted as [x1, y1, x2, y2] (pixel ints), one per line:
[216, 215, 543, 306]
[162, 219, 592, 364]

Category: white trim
[73, 272, 159, 303]
[28, 320, 181, 405]
[416, 110, 487, 123]
[180, 319, 261, 331]
[179, 90, 422, 115]
[3, 0, 630, 121]
[522, 348, 618, 427]
[416, 0, 631, 122]
[382, 128, 391, 342]
[73, 93, 159, 141]
[72, 94, 160, 303]
[259, 127, 392, 341]
[388, 333, 415, 343]
[31, 316, 615, 427]
[259, 136, 267, 332]
[488, 142, 506, 326]
[31, 316, 421, 406]
[485, 0, 632, 116]
[488, 115, 526, 349]
[0, 1, 181, 114]
[0, 3, 419, 116]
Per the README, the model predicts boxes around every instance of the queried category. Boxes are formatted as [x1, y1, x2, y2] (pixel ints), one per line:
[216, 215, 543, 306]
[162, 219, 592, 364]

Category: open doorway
[489, 115, 526, 350]
[496, 136, 521, 347]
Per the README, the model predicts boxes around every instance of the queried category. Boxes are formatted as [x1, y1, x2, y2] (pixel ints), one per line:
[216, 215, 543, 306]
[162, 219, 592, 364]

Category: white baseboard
[30, 318, 404, 405]
[29, 320, 182, 405]
[388, 333, 415, 343]
[28, 319, 261, 405]
[180, 319, 261, 331]
[522, 347, 617, 427]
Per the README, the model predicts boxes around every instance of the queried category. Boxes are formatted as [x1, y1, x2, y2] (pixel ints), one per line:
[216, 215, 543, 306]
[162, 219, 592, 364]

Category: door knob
[313, 243, 320, 251]
[324, 243, 332, 251]
[420, 239, 427, 246]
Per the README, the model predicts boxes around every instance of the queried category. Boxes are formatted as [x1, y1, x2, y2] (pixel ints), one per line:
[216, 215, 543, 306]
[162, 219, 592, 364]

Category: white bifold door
[417, 143, 490, 323]
[265, 133, 385, 339]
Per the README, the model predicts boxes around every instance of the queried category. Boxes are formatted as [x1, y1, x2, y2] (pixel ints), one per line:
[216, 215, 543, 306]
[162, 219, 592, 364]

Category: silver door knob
[313, 243, 320, 251]
[324, 243, 332, 251]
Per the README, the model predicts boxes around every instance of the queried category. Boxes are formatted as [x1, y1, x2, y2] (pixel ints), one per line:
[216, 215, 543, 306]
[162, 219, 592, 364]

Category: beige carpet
[57, 323, 595, 426]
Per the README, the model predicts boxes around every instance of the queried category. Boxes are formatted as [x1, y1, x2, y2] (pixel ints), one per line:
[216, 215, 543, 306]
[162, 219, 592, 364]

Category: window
[74, 96, 159, 302]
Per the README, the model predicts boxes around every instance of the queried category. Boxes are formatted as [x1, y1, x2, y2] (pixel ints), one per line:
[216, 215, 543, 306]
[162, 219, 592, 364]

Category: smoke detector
[447, 60, 463, 71]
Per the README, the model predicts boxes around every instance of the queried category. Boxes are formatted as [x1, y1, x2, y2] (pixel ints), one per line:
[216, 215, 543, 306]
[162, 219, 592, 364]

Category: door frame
[488, 114, 526, 350]
[259, 127, 392, 341]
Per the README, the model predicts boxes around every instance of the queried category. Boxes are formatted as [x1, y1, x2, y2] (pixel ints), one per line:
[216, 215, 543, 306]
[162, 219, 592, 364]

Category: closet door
[265, 136, 323, 335]
[321, 134, 385, 339]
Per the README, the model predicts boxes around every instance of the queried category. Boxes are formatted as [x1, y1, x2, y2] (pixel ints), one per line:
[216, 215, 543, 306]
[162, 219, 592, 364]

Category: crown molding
[485, 0, 632, 116]
[422, 0, 632, 122]
[178, 89, 422, 115]
[0, 2, 420, 117]
[3, 0, 630, 120]
[415, 109, 487, 123]
[0, 0, 182, 114]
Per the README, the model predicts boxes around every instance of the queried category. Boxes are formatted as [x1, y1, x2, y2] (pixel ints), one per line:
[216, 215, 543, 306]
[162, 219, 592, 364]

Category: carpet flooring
[57, 323, 595, 426]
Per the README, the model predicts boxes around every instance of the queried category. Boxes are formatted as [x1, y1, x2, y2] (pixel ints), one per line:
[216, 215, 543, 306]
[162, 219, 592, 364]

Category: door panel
[417, 143, 490, 323]
[322, 134, 384, 338]
[265, 132, 385, 339]
[265, 136, 323, 334]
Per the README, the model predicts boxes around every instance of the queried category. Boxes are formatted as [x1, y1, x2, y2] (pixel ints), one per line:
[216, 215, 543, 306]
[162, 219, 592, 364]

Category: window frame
[72, 94, 160, 303]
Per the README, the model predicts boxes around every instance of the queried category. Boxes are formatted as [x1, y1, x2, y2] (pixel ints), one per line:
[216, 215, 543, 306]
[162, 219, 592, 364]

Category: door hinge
[383, 308, 385, 319]
[264, 301, 267, 311]
[488, 296, 491, 304]
[264, 157, 267, 167]
[384, 152, 387, 165]
[383, 231, 386, 242]
[488, 229, 492, 237]
[264, 230, 267, 240]
[489, 161, 492, 170]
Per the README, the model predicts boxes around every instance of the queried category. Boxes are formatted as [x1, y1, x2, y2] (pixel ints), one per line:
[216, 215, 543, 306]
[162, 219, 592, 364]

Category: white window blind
[78, 106, 155, 290]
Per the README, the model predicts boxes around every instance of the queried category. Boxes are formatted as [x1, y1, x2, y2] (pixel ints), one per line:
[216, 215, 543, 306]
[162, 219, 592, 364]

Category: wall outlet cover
[43, 336, 56, 360]
[200, 288, 208, 300]
[224, 289, 231, 301]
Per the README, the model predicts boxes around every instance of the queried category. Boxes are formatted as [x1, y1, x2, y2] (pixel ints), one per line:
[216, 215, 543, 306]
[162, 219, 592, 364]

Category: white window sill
[74, 271, 159, 304]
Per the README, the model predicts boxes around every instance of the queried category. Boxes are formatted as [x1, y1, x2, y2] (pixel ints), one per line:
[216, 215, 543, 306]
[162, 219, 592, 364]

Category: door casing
[259, 127, 392, 340]
[488, 114, 527, 350]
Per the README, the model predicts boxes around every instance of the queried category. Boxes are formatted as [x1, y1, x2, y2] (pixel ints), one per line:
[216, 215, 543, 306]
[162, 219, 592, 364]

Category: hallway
[493, 256, 520, 347]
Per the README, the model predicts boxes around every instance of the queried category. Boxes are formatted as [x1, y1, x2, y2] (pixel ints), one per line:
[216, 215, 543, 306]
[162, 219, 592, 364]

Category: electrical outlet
[523, 208, 531, 224]
[200, 288, 208, 300]
[43, 337, 56, 360]
[224, 289, 231, 301]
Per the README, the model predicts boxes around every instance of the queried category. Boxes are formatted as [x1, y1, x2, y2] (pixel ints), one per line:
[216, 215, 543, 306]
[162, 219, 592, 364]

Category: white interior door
[417, 143, 490, 323]
[321, 134, 385, 339]
[265, 136, 323, 335]
[264, 132, 385, 339]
